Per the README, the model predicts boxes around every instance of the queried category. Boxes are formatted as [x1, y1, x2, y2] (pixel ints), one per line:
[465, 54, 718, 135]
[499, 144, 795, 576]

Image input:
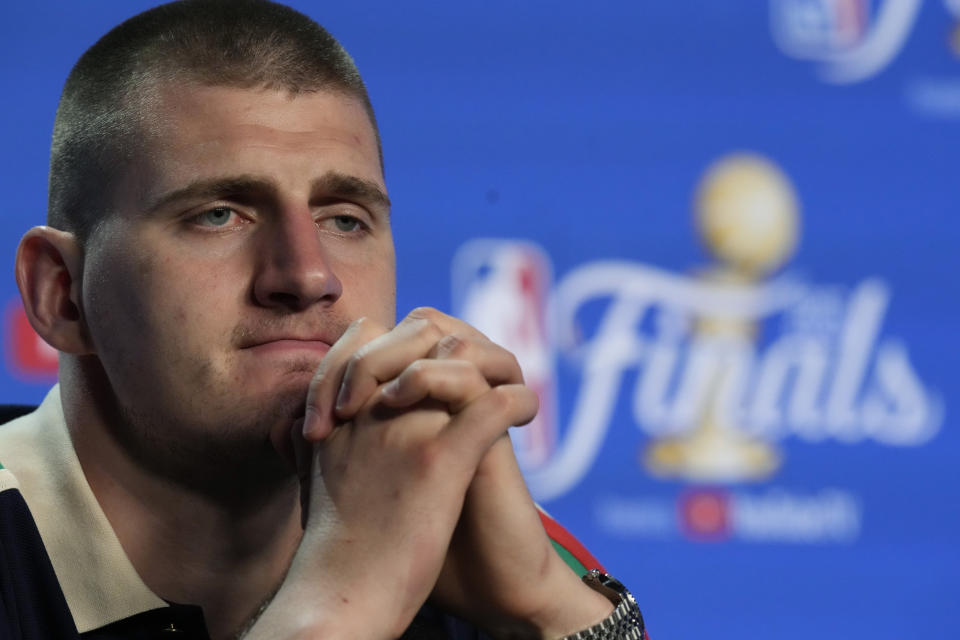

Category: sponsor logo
[596, 488, 861, 544]
[679, 489, 731, 542]
[770, 0, 922, 83]
[5, 301, 58, 380]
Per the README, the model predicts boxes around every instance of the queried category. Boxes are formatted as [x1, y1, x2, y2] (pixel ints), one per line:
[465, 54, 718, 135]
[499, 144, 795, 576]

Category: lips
[235, 321, 347, 351]
[242, 338, 333, 356]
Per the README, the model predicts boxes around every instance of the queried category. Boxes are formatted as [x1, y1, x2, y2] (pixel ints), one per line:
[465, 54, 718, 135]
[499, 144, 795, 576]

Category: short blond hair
[48, 0, 381, 241]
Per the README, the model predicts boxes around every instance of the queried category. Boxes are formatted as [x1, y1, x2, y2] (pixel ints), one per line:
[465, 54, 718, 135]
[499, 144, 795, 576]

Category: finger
[287, 418, 314, 529]
[332, 312, 446, 419]
[409, 308, 524, 386]
[380, 359, 491, 413]
[439, 384, 540, 468]
[426, 333, 524, 387]
[335, 308, 524, 420]
[303, 317, 388, 440]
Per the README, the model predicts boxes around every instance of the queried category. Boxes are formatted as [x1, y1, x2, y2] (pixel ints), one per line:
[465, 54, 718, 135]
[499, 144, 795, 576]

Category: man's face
[80, 84, 395, 472]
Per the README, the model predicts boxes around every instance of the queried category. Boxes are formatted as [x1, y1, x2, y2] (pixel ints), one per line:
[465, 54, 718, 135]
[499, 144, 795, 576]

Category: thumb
[302, 404, 335, 442]
[287, 417, 315, 529]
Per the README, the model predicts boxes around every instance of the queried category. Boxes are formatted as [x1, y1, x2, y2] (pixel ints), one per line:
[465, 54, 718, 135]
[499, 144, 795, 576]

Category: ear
[15, 226, 93, 355]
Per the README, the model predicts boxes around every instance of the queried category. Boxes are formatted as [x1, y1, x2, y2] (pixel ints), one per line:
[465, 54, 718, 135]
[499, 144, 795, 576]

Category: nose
[252, 210, 343, 311]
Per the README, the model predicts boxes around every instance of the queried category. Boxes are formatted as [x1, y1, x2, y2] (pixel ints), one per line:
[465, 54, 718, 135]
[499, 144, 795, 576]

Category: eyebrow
[312, 172, 392, 212]
[144, 171, 391, 214]
[143, 176, 274, 214]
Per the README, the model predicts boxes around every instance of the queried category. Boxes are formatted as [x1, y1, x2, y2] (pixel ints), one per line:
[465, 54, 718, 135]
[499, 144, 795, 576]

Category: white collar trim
[0, 385, 167, 632]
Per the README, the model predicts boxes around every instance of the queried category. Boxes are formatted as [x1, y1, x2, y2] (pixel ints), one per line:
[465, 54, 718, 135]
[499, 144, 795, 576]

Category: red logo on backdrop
[5, 301, 58, 379]
[679, 489, 731, 542]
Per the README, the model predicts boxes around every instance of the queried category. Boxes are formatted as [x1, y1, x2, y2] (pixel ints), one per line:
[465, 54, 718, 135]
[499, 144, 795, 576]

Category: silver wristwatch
[562, 569, 646, 640]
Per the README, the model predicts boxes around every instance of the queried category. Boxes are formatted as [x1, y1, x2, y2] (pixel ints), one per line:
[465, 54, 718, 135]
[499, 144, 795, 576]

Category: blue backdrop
[2, 2, 957, 638]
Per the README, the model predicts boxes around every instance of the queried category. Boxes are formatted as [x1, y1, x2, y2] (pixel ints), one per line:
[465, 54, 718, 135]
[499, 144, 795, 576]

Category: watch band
[562, 569, 646, 640]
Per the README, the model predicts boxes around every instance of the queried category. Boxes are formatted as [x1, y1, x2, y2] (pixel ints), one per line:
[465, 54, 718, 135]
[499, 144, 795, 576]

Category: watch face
[584, 570, 633, 607]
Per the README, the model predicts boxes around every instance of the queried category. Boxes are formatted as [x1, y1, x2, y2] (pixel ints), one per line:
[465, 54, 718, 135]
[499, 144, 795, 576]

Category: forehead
[124, 83, 384, 209]
[150, 83, 376, 145]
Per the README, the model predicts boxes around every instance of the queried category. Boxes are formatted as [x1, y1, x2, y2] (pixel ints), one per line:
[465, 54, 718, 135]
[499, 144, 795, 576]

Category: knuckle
[489, 385, 517, 415]
[402, 308, 445, 341]
[408, 306, 442, 322]
[403, 359, 431, 385]
[423, 322, 444, 344]
[488, 384, 538, 424]
[347, 316, 373, 339]
[503, 351, 523, 378]
[352, 316, 387, 340]
[462, 358, 486, 381]
[346, 344, 373, 376]
[466, 366, 491, 395]
[436, 333, 469, 358]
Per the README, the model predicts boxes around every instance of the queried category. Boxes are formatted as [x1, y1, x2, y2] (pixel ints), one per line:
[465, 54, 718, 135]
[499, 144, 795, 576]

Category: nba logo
[770, 0, 921, 83]
[771, 0, 871, 53]
[452, 240, 557, 469]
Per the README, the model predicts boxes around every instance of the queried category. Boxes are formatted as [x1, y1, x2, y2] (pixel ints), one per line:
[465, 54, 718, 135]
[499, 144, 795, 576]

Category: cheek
[80, 259, 161, 388]
[333, 242, 396, 324]
[85, 248, 222, 357]
[159, 263, 245, 344]
[85, 251, 150, 333]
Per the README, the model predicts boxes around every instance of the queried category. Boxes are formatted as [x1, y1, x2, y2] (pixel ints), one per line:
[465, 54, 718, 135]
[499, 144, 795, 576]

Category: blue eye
[333, 215, 361, 232]
[197, 207, 236, 227]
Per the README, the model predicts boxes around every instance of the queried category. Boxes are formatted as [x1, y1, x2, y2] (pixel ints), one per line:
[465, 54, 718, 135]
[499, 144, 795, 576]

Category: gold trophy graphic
[644, 152, 800, 482]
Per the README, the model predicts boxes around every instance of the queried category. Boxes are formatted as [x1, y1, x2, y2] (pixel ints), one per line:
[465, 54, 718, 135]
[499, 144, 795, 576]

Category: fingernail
[302, 406, 318, 437]
[335, 383, 349, 412]
[381, 378, 400, 399]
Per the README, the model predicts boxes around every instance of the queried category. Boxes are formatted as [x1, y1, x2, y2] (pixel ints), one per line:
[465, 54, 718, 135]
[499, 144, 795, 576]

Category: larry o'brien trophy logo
[452, 151, 942, 512]
[643, 154, 799, 482]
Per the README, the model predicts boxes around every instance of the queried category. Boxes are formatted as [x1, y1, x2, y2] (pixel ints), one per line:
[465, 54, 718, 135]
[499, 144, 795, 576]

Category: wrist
[534, 579, 615, 639]
[261, 529, 412, 640]
[560, 570, 646, 640]
[255, 565, 404, 640]
[503, 556, 616, 639]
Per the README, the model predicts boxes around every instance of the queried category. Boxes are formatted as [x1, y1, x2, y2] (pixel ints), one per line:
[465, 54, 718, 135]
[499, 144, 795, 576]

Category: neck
[61, 362, 304, 640]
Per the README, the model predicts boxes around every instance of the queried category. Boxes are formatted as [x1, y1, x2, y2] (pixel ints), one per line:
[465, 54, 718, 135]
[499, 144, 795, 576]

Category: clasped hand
[267, 308, 612, 639]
